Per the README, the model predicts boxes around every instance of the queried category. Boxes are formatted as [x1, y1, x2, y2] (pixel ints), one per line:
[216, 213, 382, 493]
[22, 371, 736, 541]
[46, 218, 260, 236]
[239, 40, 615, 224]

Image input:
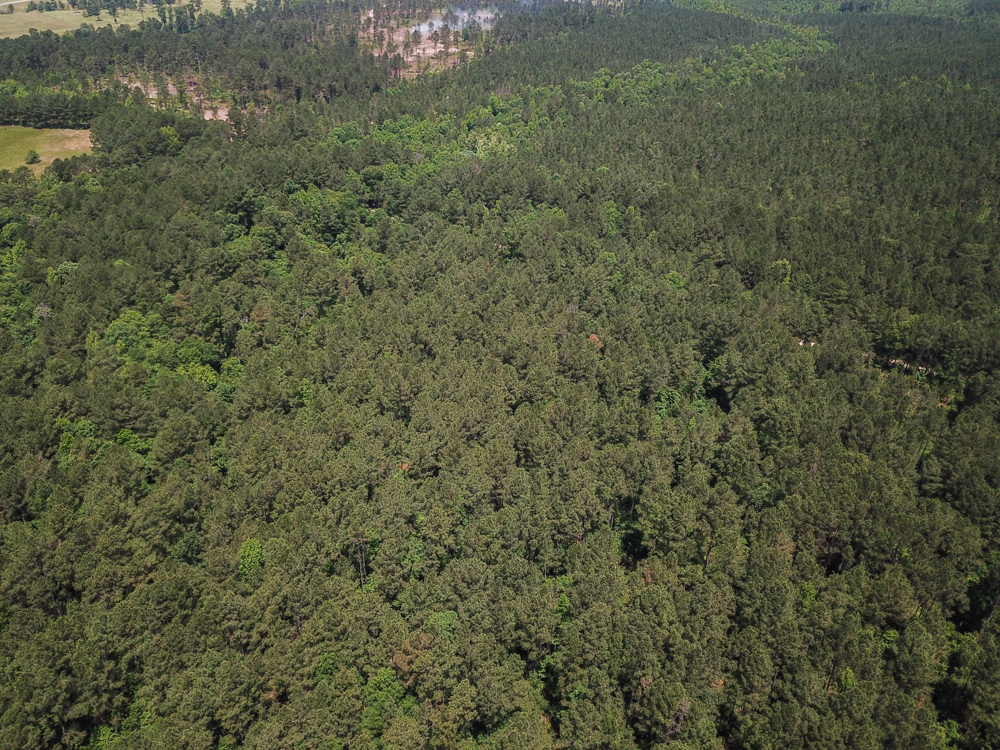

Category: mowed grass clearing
[0, 126, 91, 173]
[0, 0, 248, 39]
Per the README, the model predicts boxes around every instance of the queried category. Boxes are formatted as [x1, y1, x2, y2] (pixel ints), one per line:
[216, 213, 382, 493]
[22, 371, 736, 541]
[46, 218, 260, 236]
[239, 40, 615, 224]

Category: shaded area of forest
[1, 4, 1000, 749]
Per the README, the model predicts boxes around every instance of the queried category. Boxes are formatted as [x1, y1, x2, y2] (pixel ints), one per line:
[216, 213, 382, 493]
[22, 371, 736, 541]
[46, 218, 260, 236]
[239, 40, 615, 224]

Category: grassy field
[0, 126, 91, 173]
[0, 0, 248, 39]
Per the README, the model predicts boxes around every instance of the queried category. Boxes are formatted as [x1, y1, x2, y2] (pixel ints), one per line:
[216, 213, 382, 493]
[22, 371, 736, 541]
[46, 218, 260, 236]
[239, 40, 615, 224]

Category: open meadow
[0, 125, 91, 173]
[0, 0, 247, 39]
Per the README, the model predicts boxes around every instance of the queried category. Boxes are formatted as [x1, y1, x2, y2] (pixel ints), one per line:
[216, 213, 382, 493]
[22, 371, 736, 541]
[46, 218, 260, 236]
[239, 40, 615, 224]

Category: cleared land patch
[362, 6, 496, 79]
[0, 126, 91, 173]
[0, 0, 247, 39]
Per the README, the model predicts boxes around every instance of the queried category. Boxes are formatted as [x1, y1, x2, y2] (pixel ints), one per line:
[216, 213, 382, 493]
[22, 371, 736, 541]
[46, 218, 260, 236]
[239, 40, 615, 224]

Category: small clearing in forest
[0, 126, 91, 173]
[0, 0, 247, 40]
[362, 6, 497, 78]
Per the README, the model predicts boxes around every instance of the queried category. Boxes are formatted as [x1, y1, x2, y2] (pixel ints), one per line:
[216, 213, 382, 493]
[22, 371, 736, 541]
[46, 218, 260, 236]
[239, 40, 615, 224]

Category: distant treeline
[0, 87, 122, 128]
[0, 0, 501, 120]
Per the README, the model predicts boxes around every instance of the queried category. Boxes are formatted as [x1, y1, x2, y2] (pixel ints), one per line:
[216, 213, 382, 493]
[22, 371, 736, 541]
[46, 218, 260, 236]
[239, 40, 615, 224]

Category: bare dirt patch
[118, 75, 231, 121]
[362, 6, 495, 79]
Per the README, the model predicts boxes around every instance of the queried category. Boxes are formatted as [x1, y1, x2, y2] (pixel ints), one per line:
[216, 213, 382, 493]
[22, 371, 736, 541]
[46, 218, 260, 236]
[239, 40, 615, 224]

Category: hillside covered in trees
[1, 1, 1000, 748]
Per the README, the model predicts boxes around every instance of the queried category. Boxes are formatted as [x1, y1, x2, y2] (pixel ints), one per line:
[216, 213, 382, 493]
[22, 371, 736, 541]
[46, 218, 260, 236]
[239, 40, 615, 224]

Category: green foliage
[837, 666, 858, 692]
[0, 4, 999, 750]
[158, 126, 181, 154]
[314, 652, 340, 683]
[362, 667, 408, 739]
[291, 186, 367, 247]
[104, 309, 169, 359]
[601, 200, 622, 237]
[115, 428, 153, 454]
[0, 239, 34, 342]
[170, 529, 204, 565]
[238, 537, 263, 579]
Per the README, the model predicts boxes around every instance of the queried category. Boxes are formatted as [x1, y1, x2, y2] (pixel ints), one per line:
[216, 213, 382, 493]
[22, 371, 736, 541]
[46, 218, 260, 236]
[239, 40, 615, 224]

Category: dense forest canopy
[1, 1, 1000, 748]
